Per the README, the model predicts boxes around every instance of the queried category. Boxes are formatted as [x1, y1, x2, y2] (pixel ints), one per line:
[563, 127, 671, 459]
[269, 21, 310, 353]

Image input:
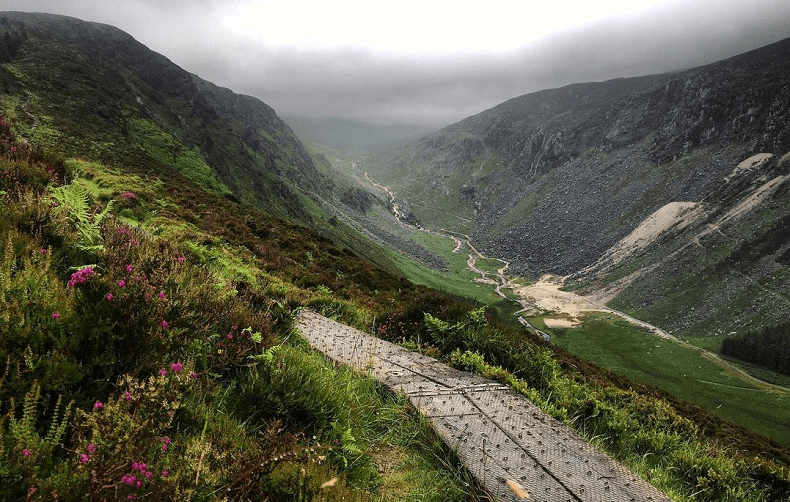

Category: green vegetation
[381, 230, 520, 322]
[128, 118, 232, 196]
[385, 308, 790, 502]
[0, 114, 479, 500]
[546, 313, 790, 446]
[722, 321, 790, 376]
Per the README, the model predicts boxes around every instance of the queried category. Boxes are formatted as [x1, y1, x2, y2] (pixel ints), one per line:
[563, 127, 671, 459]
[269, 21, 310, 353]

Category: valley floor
[362, 171, 790, 447]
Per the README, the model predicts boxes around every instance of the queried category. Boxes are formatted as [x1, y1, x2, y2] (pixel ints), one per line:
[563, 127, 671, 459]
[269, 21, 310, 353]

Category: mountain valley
[2, 10, 790, 501]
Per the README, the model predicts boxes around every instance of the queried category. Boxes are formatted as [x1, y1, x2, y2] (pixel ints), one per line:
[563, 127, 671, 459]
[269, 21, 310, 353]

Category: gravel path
[296, 310, 673, 502]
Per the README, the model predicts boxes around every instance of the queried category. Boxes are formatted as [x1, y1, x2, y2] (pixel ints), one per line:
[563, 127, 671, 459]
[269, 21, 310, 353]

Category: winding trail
[365, 171, 406, 221]
[362, 173, 790, 395]
[297, 309, 673, 502]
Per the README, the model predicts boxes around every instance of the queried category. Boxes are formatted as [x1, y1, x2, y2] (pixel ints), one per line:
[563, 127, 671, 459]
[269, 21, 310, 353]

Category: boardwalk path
[296, 310, 672, 502]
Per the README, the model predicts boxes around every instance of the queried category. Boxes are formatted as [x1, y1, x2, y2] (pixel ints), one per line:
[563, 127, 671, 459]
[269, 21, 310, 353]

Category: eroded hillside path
[296, 309, 673, 502]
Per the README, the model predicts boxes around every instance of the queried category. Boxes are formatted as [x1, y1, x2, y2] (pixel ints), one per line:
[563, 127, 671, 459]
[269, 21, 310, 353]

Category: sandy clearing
[513, 274, 676, 340]
[512, 275, 607, 318]
[724, 153, 774, 183]
[738, 153, 774, 170]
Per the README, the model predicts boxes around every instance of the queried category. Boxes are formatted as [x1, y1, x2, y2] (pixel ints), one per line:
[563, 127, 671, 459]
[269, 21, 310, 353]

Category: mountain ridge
[361, 35, 790, 337]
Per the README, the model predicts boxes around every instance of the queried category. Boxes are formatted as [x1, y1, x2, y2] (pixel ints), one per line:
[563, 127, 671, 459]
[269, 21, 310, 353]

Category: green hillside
[1, 108, 789, 500]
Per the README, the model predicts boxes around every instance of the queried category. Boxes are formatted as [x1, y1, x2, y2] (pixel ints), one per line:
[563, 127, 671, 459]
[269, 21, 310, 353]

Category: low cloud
[5, 0, 790, 128]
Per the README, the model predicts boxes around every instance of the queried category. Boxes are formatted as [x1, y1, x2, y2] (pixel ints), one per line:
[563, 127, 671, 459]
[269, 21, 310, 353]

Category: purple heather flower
[51, 311, 60, 319]
[118, 280, 126, 288]
[68, 266, 94, 287]
[106, 293, 114, 301]
[93, 401, 104, 410]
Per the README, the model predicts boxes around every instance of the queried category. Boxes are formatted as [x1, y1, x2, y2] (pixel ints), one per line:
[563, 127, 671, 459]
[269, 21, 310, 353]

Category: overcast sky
[6, 0, 790, 128]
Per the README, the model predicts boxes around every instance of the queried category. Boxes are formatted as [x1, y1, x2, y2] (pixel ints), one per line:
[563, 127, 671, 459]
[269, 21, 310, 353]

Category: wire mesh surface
[296, 310, 673, 502]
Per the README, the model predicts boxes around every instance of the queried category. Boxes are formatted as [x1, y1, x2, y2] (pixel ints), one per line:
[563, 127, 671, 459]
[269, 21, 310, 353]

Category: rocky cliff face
[368, 37, 790, 276]
[0, 11, 326, 221]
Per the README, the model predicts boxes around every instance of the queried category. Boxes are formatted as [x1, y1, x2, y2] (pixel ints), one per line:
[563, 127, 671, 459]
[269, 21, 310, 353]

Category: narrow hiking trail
[362, 173, 790, 395]
[297, 310, 673, 502]
[363, 171, 671, 337]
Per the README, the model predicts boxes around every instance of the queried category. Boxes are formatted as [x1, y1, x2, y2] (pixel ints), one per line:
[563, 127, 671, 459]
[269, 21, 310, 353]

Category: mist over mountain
[363, 37, 790, 336]
[284, 116, 434, 148]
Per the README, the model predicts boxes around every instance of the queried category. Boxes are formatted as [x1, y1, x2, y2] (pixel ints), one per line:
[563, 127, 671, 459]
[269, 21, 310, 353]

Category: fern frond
[8, 381, 41, 446]
[76, 224, 102, 248]
[94, 199, 114, 226]
[20, 381, 40, 433]
[44, 394, 73, 447]
[0, 235, 12, 325]
[50, 182, 90, 224]
[51, 181, 115, 250]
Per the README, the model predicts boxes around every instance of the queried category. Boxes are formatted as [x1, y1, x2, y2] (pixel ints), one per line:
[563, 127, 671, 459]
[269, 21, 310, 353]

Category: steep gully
[363, 172, 790, 395]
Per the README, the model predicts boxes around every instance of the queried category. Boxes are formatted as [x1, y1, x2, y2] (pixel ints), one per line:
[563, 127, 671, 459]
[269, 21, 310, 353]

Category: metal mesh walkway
[296, 310, 673, 502]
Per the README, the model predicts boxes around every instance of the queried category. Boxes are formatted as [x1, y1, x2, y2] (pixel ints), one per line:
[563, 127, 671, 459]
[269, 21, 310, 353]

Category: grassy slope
[0, 114, 483, 501]
[546, 314, 790, 446]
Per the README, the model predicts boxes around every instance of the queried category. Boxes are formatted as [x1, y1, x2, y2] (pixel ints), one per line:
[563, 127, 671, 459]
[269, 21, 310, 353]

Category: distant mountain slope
[284, 116, 434, 148]
[364, 36, 790, 336]
[0, 11, 328, 222]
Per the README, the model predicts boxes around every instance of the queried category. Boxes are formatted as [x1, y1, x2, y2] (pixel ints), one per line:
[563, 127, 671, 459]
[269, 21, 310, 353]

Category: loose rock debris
[296, 310, 673, 502]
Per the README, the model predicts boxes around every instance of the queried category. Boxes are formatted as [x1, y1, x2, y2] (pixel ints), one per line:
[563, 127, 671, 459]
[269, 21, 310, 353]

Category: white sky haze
[4, 0, 790, 127]
[226, 0, 668, 53]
